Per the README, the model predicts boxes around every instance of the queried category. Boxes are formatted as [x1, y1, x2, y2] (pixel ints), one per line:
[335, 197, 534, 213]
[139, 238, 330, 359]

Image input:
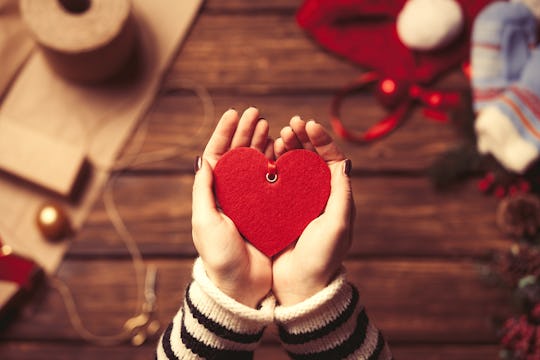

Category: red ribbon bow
[330, 71, 462, 143]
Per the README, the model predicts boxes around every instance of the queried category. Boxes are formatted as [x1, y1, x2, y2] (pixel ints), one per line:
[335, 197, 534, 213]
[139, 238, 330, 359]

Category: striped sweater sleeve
[274, 273, 392, 360]
[156, 258, 274, 360]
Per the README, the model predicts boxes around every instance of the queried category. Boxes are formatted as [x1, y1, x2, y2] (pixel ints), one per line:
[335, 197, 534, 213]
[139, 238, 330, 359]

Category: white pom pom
[397, 0, 464, 51]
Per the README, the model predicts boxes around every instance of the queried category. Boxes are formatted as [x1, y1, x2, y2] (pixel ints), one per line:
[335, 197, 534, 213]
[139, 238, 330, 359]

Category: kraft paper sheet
[0, 0, 203, 310]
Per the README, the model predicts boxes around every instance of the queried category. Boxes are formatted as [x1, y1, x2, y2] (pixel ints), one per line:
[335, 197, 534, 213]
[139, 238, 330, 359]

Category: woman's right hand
[271, 117, 355, 306]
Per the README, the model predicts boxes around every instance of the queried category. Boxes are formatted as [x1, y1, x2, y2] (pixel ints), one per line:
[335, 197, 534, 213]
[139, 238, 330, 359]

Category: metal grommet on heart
[266, 173, 278, 183]
[266, 161, 278, 183]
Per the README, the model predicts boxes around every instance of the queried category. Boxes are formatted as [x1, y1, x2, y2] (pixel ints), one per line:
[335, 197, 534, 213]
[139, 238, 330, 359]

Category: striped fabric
[157, 259, 392, 359]
[498, 85, 540, 144]
[275, 274, 392, 360]
[156, 258, 274, 360]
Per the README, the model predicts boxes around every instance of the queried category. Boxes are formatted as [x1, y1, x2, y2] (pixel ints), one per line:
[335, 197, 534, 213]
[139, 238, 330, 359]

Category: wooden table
[0, 1, 515, 358]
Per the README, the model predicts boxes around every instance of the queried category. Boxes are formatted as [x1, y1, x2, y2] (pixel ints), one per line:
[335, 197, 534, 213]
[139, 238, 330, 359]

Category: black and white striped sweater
[157, 258, 392, 359]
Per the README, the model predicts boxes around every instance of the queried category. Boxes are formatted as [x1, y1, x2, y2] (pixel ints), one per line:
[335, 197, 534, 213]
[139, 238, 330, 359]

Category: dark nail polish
[194, 156, 202, 173]
[343, 159, 352, 177]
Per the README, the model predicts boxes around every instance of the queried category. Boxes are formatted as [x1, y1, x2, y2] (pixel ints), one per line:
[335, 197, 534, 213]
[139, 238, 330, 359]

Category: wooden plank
[392, 345, 503, 360]
[0, 258, 512, 343]
[166, 13, 469, 93]
[204, 0, 301, 12]
[67, 174, 509, 258]
[122, 93, 465, 172]
[0, 343, 160, 360]
[0, 2, 502, 358]
[254, 344, 505, 360]
[355, 176, 508, 258]
[0, 342, 503, 360]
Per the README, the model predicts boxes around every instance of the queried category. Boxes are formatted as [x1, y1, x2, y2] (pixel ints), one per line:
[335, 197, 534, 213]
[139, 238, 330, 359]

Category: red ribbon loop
[330, 71, 461, 143]
[267, 161, 277, 176]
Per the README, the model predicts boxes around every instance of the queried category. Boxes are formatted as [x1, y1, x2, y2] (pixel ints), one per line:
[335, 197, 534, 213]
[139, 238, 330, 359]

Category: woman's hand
[191, 108, 273, 308]
[272, 117, 355, 306]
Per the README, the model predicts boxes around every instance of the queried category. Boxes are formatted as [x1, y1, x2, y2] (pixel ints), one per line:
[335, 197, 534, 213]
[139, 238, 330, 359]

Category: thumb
[192, 156, 219, 219]
[324, 159, 354, 224]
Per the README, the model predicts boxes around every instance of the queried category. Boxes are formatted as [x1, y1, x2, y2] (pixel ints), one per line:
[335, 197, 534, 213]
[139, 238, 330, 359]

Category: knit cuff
[191, 257, 275, 327]
[156, 258, 274, 360]
[476, 87, 540, 173]
[274, 272, 350, 329]
[274, 272, 390, 359]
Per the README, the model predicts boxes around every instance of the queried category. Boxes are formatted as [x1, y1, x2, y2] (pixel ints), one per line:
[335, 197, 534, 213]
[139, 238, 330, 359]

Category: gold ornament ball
[36, 203, 71, 241]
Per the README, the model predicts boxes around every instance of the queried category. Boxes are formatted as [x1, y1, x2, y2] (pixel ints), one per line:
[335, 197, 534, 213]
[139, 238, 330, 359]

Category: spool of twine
[20, 0, 136, 83]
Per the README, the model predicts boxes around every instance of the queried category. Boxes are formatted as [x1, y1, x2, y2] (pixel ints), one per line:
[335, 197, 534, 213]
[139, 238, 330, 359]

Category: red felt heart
[213, 147, 331, 257]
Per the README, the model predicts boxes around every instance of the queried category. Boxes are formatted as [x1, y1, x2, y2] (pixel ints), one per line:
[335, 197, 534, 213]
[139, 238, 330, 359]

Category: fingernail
[194, 156, 202, 173]
[343, 159, 352, 177]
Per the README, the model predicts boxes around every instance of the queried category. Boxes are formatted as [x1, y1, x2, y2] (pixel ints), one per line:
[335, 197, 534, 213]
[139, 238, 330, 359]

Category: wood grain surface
[0, 0, 514, 359]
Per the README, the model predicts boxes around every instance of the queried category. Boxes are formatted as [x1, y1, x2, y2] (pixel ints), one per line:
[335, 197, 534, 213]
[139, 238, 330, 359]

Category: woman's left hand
[191, 107, 274, 308]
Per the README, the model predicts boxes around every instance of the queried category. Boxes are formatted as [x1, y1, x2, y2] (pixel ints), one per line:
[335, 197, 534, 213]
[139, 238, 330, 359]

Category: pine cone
[497, 194, 540, 238]
[494, 246, 540, 288]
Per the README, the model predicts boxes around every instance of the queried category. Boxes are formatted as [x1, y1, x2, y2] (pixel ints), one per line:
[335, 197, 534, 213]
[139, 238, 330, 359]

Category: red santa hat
[297, 0, 495, 84]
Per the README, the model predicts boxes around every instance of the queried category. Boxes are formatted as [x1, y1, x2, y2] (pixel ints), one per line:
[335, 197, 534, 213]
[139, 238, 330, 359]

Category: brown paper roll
[20, 0, 136, 83]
